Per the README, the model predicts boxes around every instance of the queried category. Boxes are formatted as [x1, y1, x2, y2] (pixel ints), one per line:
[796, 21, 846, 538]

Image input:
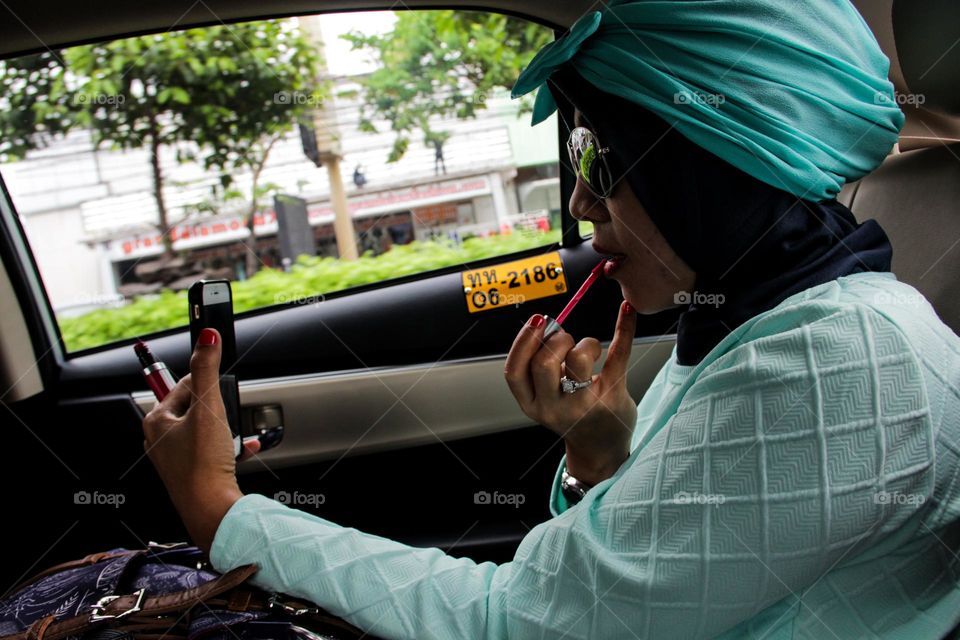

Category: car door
[0, 5, 681, 590]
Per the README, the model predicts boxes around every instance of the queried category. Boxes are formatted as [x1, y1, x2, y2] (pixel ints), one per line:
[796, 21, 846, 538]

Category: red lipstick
[134, 339, 176, 401]
[543, 259, 608, 338]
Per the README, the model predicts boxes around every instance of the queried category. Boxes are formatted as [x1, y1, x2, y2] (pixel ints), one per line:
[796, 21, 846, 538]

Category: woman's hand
[142, 328, 260, 553]
[504, 301, 638, 486]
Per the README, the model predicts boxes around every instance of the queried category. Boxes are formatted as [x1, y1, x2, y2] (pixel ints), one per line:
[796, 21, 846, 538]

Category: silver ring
[560, 376, 593, 394]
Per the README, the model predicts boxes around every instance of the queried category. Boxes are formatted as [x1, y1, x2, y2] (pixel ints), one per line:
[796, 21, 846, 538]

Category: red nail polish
[622, 301, 634, 314]
[530, 314, 545, 329]
[199, 328, 218, 346]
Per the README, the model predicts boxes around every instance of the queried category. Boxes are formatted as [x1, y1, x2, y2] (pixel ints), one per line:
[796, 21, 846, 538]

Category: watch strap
[560, 467, 593, 505]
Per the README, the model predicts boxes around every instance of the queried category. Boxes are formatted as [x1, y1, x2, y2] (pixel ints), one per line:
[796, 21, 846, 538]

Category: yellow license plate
[462, 251, 568, 313]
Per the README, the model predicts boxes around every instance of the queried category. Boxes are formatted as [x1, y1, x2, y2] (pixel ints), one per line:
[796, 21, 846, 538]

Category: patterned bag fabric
[0, 543, 371, 640]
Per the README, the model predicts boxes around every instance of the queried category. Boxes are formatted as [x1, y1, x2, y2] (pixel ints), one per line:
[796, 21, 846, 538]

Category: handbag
[0, 542, 375, 640]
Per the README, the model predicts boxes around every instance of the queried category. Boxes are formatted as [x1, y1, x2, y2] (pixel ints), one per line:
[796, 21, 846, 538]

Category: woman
[143, 1, 960, 638]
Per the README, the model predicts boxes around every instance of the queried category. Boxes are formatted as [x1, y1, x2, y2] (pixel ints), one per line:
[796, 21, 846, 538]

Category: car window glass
[0, 11, 559, 351]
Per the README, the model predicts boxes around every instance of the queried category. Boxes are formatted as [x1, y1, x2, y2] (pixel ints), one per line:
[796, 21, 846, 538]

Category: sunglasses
[567, 126, 615, 199]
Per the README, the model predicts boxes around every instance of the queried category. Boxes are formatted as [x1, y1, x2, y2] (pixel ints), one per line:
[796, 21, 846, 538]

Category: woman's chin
[618, 283, 670, 315]
[618, 283, 647, 314]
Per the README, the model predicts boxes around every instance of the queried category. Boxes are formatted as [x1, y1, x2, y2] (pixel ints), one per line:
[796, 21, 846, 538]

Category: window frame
[0, 177, 64, 377]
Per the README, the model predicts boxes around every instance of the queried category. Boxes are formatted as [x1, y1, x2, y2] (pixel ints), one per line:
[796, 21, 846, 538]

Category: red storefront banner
[111, 176, 490, 260]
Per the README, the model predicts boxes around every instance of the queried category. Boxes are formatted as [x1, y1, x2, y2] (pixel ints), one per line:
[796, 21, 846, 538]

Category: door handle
[246, 403, 285, 452]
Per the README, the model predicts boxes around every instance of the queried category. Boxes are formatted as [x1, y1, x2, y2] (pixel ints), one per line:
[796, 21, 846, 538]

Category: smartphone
[189, 279, 237, 366]
[188, 279, 242, 458]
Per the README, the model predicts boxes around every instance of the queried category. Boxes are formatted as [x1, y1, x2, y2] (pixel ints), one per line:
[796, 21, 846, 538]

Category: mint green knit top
[212, 272, 960, 639]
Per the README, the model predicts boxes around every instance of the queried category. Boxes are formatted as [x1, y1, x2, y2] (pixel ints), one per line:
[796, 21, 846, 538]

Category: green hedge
[58, 229, 561, 351]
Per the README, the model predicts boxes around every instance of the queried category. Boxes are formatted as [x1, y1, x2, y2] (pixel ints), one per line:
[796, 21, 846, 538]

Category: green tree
[342, 11, 553, 162]
[2, 21, 321, 261]
[63, 21, 320, 258]
[0, 50, 71, 160]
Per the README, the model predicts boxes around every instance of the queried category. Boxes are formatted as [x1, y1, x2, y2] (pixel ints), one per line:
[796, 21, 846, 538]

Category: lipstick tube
[135, 339, 176, 401]
[142, 361, 177, 401]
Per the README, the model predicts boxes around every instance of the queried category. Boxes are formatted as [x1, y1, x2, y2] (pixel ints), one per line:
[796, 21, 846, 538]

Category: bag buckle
[147, 541, 189, 550]
[89, 588, 146, 621]
[267, 593, 319, 616]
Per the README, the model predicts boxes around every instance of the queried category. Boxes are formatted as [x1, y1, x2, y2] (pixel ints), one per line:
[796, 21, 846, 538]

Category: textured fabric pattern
[510, 1, 903, 200]
[211, 272, 960, 639]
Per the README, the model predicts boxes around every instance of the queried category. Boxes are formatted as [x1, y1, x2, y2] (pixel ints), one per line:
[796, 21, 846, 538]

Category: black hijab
[548, 67, 893, 366]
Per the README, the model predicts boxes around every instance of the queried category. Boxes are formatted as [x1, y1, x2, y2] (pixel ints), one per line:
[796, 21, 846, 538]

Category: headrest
[892, 0, 960, 117]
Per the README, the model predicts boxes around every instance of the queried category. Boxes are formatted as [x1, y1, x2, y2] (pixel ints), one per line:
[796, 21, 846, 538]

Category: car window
[0, 11, 559, 352]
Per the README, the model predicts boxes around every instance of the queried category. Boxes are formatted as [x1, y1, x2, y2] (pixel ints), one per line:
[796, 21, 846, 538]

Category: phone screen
[189, 280, 237, 369]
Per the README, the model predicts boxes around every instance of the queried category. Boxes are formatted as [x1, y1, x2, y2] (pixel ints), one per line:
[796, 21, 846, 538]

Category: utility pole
[298, 16, 359, 261]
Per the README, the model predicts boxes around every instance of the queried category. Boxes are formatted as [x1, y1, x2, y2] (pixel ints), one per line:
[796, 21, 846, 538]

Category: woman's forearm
[210, 494, 509, 640]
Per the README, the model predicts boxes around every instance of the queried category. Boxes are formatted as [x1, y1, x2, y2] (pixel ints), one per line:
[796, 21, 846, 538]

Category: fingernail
[530, 314, 545, 329]
[199, 328, 218, 346]
[622, 301, 634, 314]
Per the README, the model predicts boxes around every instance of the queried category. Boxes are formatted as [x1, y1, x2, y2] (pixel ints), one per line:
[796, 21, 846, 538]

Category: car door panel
[128, 335, 675, 467]
[4, 393, 556, 580]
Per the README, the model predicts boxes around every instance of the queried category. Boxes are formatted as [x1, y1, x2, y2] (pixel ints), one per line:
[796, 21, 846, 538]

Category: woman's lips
[593, 242, 626, 277]
[603, 255, 626, 277]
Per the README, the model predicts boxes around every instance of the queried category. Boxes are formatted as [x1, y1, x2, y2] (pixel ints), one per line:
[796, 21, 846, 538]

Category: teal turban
[511, 0, 905, 201]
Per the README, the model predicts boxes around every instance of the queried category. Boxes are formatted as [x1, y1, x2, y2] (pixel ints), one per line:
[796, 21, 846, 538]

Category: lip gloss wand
[542, 259, 607, 339]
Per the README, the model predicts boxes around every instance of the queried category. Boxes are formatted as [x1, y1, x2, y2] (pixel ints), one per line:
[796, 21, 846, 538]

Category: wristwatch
[560, 467, 593, 505]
